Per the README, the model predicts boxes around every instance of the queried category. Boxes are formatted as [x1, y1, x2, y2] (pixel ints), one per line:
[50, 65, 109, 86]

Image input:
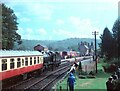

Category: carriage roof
[0, 50, 43, 58]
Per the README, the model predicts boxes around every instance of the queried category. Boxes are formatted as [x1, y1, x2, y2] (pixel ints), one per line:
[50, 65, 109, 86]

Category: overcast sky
[2, 0, 119, 40]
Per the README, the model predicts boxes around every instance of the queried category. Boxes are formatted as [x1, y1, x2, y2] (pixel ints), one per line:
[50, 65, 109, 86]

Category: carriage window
[10, 59, 14, 69]
[34, 57, 36, 64]
[17, 58, 21, 68]
[25, 58, 28, 66]
[30, 57, 32, 65]
[2, 59, 7, 71]
[37, 57, 39, 63]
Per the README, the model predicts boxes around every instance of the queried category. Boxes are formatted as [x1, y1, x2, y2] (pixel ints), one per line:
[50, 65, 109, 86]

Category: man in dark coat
[106, 77, 115, 91]
[67, 73, 76, 91]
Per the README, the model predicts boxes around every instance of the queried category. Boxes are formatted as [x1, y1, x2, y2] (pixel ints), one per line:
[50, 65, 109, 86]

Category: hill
[14, 38, 101, 51]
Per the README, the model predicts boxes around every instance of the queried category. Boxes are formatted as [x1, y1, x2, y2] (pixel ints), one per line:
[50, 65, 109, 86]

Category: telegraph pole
[92, 31, 98, 73]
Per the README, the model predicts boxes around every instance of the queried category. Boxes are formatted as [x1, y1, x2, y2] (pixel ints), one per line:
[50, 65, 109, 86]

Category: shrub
[102, 64, 117, 73]
[109, 57, 120, 67]
[79, 75, 86, 79]
[87, 75, 96, 78]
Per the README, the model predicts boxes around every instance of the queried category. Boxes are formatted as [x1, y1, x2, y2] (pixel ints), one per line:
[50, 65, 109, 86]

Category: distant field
[54, 61, 111, 91]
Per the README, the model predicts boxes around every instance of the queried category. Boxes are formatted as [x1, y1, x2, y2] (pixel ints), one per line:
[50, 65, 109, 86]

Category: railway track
[25, 66, 69, 91]
[3, 56, 88, 90]
[4, 62, 72, 91]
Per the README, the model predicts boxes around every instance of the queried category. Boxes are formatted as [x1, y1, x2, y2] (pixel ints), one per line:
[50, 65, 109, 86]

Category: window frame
[25, 57, 28, 66]
[10, 58, 15, 69]
[34, 57, 36, 64]
[2, 59, 7, 71]
[17, 58, 21, 68]
[30, 57, 32, 65]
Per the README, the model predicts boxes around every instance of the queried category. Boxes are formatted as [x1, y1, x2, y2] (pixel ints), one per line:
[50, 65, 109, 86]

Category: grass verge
[54, 61, 111, 91]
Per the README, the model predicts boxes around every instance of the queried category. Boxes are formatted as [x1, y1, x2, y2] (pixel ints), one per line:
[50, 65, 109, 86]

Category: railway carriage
[0, 50, 43, 81]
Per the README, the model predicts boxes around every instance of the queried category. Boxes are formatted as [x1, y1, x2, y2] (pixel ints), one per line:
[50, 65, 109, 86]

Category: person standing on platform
[67, 73, 76, 91]
[106, 77, 115, 91]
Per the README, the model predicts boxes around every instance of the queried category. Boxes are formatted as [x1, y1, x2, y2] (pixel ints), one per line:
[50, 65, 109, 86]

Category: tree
[101, 27, 114, 59]
[1, 3, 21, 50]
[112, 19, 120, 57]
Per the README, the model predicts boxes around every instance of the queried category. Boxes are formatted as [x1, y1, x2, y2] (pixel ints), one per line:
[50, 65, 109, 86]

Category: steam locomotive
[42, 51, 61, 70]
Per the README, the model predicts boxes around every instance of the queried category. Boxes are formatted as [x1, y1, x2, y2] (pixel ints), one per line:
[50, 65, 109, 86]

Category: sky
[1, 0, 119, 40]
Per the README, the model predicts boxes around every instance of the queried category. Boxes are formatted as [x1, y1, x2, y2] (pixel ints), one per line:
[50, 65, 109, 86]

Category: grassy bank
[54, 61, 111, 91]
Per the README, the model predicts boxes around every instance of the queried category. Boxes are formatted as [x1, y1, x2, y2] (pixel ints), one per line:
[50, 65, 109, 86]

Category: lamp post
[92, 31, 98, 73]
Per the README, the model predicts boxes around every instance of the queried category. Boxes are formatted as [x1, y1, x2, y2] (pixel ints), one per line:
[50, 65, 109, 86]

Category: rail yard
[1, 49, 92, 91]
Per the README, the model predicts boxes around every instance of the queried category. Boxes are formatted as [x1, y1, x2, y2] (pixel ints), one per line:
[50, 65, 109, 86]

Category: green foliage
[112, 19, 120, 57]
[1, 3, 21, 50]
[100, 18, 120, 60]
[100, 57, 108, 63]
[101, 57, 119, 73]
[112, 19, 120, 40]
[100, 27, 115, 59]
[109, 57, 120, 66]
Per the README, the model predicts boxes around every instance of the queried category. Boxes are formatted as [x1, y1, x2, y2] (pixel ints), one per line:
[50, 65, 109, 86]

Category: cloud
[2, 0, 55, 21]
[2, 0, 116, 40]
[22, 1, 55, 21]
[48, 36, 53, 40]
[69, 16, 81, 27]
[26, 28, 33, 34]
[20, 17, 31, 22]
[53, 16, 100, 39]
[17, 27, 48, 40]
[53, 29, 72, 36]
[56, 19, 64, 25]
[37, 28, 47, 35]
[17, 27, 30, 39]
[26, 3, 53, 18]
[69, 16, 100, 31]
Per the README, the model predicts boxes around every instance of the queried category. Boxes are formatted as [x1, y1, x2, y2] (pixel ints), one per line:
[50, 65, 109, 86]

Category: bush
[99, 57, 108, 63]
[102, 64, 118, 73]
[81, 71, 88, 75]
[79, 75, 86, 79]
[102, 57, 120, 73]
[87, 75, 96, 78]
[109, 57, 120, 67]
